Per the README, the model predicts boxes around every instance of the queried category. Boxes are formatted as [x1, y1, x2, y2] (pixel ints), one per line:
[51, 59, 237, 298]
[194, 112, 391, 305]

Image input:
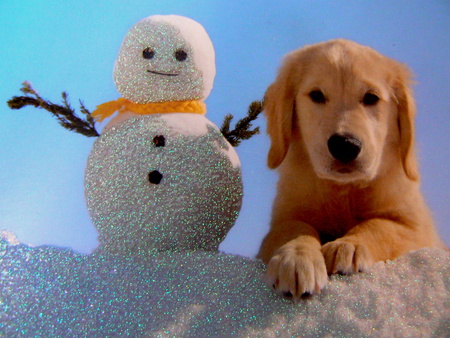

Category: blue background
[0, 0, 448, 257]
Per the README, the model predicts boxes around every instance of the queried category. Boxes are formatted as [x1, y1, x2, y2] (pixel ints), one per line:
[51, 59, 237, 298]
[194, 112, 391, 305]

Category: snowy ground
[1, 235, 448, 337]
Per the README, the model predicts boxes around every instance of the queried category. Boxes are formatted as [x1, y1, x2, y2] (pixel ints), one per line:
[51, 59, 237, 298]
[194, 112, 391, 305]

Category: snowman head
[113, 15, 216, 104]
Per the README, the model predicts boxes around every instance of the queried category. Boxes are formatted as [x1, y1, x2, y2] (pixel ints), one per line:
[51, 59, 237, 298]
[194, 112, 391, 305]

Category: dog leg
[258, 222, 328, 298]
[321, 240, 374, 275]
[321, 218, 425, 275]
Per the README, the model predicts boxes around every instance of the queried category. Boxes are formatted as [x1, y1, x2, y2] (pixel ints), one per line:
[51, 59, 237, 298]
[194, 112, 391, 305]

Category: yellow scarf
[92, 98, 206, 122]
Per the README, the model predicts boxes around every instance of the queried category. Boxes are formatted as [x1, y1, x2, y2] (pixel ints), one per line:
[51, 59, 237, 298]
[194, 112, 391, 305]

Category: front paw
[321, 240, 374, 275]
[265, 243, 328, 298]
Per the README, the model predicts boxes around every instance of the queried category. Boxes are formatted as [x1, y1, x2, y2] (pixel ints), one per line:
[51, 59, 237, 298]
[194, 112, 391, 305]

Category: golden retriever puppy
[258, 39, 446, 298]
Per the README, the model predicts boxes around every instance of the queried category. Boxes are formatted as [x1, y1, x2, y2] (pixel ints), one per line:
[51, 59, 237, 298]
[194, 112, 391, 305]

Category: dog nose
[327, 133, 362, 163]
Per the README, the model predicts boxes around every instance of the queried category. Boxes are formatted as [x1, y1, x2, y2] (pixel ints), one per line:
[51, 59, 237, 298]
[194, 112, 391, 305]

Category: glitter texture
[114, 16, 212, 104]
[1, 239, 448, 336]
[85, 114, 242, 255]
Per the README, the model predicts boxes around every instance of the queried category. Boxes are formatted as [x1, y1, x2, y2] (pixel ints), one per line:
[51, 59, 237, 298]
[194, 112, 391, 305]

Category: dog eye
[175, 49, 188, 62]
[362, 92, 380, 106]
[143, 47, 155, 59]
[308, 90, 327, 104]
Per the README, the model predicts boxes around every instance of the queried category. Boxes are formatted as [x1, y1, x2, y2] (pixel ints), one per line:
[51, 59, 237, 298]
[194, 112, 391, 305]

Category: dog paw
[321, 240, 374, 275]
[265, 243, 328, 298]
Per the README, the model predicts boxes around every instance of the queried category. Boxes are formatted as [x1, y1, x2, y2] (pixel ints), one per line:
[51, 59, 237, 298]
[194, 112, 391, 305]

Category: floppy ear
[395, 64, 419, 181]
[265, 57, 298, 169]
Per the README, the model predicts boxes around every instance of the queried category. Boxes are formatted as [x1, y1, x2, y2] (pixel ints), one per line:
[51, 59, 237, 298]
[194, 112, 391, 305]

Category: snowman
[82, 15, 244, 255]
[7, 14, 262, 257]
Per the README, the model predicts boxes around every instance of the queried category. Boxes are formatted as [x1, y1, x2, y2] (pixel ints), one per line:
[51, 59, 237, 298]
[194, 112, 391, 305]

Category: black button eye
[175, 49, 188, 62]
[153, 135, 165, 147]
[143, 47, 155, 59]
[308, 90, 327, 104]
[148, 170, 163, 185]
[362, 92, 380, 106]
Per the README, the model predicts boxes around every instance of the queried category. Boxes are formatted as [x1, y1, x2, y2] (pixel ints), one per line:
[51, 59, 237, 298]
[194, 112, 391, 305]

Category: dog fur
[257, 39, 446, 298]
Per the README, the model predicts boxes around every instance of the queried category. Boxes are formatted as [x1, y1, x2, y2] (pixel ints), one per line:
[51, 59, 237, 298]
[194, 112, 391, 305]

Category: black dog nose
[327, 134, 362, 163]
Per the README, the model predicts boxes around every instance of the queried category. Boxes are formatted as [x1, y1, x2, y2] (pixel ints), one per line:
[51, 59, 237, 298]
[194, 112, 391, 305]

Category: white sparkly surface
[85, 115, 242, 254]
[113, 15, 215, 104]
[160, 113, 216, 136]
[1, 239, 448, 337]
[150, 15, 216, 99]
[160, 113, 241, 168]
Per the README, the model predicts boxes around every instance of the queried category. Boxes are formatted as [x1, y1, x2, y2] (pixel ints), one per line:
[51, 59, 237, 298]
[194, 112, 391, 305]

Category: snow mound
[1, 239, 448, 337]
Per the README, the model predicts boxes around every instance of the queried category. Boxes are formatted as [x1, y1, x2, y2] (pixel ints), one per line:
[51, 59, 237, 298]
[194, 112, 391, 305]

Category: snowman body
[85, 113, 242, 254]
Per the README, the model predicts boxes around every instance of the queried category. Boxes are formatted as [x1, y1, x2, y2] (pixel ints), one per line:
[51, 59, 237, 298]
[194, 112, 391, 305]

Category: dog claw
[283, 291, 293, 298]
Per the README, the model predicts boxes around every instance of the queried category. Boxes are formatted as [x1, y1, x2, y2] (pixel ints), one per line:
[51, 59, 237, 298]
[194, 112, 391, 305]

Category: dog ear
[395, 65, 419, 181]
[265, 57, 297, 169]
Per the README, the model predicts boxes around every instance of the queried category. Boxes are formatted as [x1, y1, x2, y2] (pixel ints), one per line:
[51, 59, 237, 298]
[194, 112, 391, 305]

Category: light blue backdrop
[1, 0, 448, 256]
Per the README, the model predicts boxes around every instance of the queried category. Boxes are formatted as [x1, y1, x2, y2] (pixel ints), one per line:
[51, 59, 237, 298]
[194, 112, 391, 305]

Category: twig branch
[220, 100, 263, 147]
[7, 82, 99, 137]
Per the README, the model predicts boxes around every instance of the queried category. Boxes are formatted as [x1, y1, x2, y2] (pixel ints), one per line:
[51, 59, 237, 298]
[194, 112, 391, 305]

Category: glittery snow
[113, 15, 215, 104]
[85, 115, 242, 255]
[160, 113, 241, 168]
[1, 239, 448, 336]
[160, 113, 214, 136]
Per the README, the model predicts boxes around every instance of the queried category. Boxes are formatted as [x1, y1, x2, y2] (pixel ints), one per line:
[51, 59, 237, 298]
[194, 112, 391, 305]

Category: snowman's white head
[113, 15, 216, 104]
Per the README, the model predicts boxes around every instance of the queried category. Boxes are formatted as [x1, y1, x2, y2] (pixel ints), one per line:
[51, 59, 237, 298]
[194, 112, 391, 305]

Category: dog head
[265, 39, 418, 183]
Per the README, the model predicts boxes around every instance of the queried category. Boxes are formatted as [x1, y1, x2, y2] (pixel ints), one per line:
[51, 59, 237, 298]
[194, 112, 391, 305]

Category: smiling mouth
[147, 70, 179, 77]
